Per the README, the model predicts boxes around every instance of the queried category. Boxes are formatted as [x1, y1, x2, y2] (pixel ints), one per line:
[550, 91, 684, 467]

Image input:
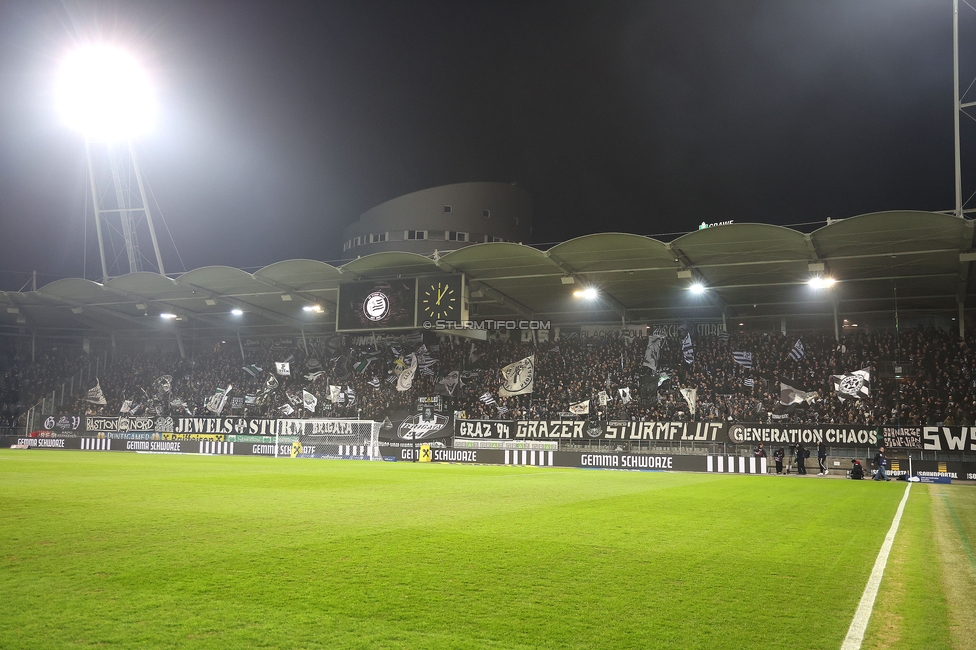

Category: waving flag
[732, 351, 753, 368]
[275, 362, 291, 376]
[789, 339, 805, 361]
[498, 355, 534, 397]
[679, 387, 697, 417]
[242, 364, 263, 377]
[681, 334, 694, 364]
[569, 399, 590, 415]
[618, 387, 632, 404]
[832, 370, 870, 401]
[397, 353, 418, 392]
[302, 390, 317, 412]
[642, 328, 666, 371]
[86, 380, 107, 405]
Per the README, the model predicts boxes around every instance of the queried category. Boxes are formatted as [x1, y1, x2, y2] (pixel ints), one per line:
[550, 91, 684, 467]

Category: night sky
[0, 0, 971, 289]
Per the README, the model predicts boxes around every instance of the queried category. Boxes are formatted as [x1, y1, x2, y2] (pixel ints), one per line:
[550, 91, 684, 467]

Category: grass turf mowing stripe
[841, 483, 911, 650]
[862, 484, 952, 650]
[0, 451, 908, 649]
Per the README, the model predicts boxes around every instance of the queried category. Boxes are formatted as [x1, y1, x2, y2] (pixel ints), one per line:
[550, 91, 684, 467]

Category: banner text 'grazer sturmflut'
[454, 420, 883, 447]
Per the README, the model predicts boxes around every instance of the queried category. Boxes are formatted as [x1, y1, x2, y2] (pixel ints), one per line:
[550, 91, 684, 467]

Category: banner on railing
[40, 415, 85, 434]
[921, 426, 976, 452]
[454, 420, 883, 447]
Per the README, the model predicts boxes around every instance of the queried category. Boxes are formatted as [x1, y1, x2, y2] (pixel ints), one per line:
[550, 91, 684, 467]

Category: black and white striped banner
[336, 445, 369, 457]
[504, 448, 554, 466]
[80, 437, 111, 451]
[199, 440, 235, 455]
[707, 455, 767, 474]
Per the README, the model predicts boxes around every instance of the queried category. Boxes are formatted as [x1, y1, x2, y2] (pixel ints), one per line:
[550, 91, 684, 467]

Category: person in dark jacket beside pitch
[817, 441, 828, 476]
[872, 446, 890, 481]
[795, 443, 807, 475]
[773, 447, 785, 474]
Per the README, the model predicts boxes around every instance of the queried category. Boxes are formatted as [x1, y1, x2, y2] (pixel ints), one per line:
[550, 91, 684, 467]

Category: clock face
[420, 278, 460, 321]
[363, 291, 391, 321]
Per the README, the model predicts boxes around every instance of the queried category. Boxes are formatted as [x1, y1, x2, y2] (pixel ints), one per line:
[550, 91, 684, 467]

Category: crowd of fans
[2, 324, 975, 429]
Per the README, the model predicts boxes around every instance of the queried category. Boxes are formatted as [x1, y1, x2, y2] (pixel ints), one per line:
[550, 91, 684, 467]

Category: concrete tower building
[341, 182, 532, 259]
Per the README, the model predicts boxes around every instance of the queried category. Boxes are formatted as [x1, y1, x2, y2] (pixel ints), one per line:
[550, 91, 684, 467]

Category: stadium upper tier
[1, 210, 973, 335]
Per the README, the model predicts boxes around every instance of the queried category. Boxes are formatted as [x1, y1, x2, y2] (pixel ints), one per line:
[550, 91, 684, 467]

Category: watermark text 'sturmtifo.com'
[423, 319, 551, 330]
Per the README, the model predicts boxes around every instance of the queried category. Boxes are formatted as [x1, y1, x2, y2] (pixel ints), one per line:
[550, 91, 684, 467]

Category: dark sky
[0, 0, 971, 289]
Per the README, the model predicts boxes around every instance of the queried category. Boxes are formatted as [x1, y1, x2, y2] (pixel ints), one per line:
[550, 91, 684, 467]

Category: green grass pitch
[0, 451, 969, 649]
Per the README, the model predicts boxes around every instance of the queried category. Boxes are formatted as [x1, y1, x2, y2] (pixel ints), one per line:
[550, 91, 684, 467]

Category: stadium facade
[340, 182, 533, 259]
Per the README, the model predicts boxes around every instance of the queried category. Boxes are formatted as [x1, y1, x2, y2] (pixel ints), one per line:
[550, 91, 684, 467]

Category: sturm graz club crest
[585, 420, 604, 439]
[832, 369, 870, 401]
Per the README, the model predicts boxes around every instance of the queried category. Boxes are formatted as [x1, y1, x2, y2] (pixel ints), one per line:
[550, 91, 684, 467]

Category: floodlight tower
[56, 45, 166, 283]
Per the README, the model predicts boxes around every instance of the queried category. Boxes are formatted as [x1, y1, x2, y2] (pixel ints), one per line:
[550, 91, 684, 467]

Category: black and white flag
[302, 389, 317, 412]
[569, 399, 590, 415]
[436, 371, 460, 397]
[732, 351, 753, 368]
[681, 334, 694, 364]
[86, 380, 107, 405]
[120, 399, 133, 413]
[396, 353, 418, 392]
[479, 392, 496, 406]
[367, 377, 381, 388]
[275, 362, 291, 376]
[832, 370, 870, 401]
[743, 378, 755, 388]
[266, 374, 279, 390]
[679, 387, 697, 417]
[205, 385, 233, 415]
[789, 339, 805, 362]
[643, 328, 667, 372]
[717, 330, 730, 342]
[618, 387, 632, 404]
[278, 403, 295, 416]
[780, 382, 818, 406]
[498, 355, 534, 397]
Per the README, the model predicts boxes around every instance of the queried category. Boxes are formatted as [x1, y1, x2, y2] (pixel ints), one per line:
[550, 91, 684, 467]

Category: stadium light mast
[56, 45, 166, 283]
[955, 0, 963, 218]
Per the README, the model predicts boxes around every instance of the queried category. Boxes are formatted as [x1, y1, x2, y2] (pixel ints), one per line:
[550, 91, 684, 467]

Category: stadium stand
[4, 325, 973, 429]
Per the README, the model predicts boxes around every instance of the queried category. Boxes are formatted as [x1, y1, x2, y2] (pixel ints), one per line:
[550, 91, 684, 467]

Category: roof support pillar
[833, 300, 840, 342]
[237, 330, 246, 363]
[959, 299, 966, 340]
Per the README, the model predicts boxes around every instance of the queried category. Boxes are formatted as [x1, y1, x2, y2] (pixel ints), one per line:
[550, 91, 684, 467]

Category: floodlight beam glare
[55, 45, 154, 141]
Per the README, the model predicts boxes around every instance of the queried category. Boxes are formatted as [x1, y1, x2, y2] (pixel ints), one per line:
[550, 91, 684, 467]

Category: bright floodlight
[231, 308, 244, 316]
[159, 312, 177, 319]
[689, 282, 706, 295]
[55, 45, 154, 141]
[808, 276, 837, 290]
[573, 287, 598, 299]
[303, 304, 324, 313]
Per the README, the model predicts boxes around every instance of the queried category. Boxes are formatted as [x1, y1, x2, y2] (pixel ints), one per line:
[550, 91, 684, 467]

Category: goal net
[276, 419, 382, 460]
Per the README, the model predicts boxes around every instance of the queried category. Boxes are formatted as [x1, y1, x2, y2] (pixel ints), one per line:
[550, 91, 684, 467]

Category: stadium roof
[1, 210, 973, 337]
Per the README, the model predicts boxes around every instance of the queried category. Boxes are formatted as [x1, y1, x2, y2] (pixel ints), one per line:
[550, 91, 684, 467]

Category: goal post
[275, 419, 381, 460]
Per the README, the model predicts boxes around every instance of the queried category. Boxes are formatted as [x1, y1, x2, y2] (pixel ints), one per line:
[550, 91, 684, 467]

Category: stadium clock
[418, 275, 464, 325]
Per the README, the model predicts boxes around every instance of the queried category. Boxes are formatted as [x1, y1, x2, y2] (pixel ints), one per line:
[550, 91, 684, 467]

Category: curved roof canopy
[1, 211, 973, 336]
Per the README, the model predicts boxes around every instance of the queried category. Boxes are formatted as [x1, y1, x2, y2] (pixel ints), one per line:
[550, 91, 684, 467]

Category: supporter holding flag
[642, 328, 666, 372]
[681, 334, 694, 364]
[732, 351, 752, 368]
[832, 369, 870, 401]
[86, 380, 107, 405]
[789, 339, 805, 361]
[569, 399, 589, 415]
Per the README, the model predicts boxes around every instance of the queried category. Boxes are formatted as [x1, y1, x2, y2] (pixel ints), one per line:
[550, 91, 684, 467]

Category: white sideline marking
[840, 483, 912, 650]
